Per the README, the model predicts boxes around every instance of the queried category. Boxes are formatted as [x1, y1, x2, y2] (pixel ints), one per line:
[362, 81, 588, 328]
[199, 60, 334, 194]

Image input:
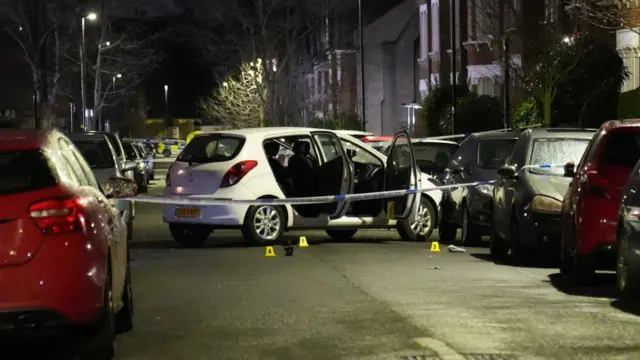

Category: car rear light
[585, 170, 612, 200]
[29, 197, 85, 235]
[220, 160, 258, 188]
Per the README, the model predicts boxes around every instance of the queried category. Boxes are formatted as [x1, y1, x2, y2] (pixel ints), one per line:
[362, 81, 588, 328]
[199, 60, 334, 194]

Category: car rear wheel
[169, 224, 213, 247]
[242, 205, 285, 244]
[397, 197, 435, 242]
[460, 204, 482, 246]
[162, 149, 171, 158]
[115, 263, 134, 334]
[617, 233, 640, 299]
[326, 229, 358, 240]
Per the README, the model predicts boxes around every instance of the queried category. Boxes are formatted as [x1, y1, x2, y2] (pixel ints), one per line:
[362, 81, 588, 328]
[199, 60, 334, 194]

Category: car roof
[0, 129, 56, 150]
[527, 127, 597, 140]
[601, 119, 640, 131]
[66, 132, 109, 142]
[334, 130, 374, 136]
[200, 127, 356, 139]
[471, 131, 520, 140]
[413, 138, 459, 145]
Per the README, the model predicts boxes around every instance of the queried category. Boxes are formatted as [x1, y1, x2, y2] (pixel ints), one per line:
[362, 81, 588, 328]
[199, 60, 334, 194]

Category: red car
[561, 120, 640, 283]
[0, 129, 136, 358]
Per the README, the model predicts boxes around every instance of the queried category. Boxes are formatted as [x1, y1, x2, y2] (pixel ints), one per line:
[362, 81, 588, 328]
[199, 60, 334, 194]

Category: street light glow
[86, 13, 97, 21]
[116, 73, 122, 78]
[164, 85, 168, 91]
[105, 41, 111, 46]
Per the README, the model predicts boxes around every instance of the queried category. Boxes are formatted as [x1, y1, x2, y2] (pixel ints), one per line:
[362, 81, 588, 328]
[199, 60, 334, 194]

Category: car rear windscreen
[600, 131, 640, 168]
[178, 135, 245, 163]
[0, 150, 57, 195]
[477, 138, 517, 169]
[123, 142, 139, 160]
[529, 138, 590, 176]
[74, 140, 116, 169]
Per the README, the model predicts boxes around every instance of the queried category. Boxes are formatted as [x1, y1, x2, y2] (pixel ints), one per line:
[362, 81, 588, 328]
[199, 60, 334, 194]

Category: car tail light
[29, 197, 85, 235]
[585, 170, 612, 200]
[220, 160, 258, 188]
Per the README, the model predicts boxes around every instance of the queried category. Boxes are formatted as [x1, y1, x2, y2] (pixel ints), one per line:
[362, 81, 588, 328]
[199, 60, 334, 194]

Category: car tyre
[242, 205, 285, 244]
[509, 215, 531, 266]
[397, 197, 435, 242]
[162, 149, 171, 158]
[82, 265, 116, 360]
[617, 232, 640, 299]
[459, 203, 482, 246]
[115, 263, 134, 334]
[489, 215, 508, 262]
[169, 224, 213, 247]
[326, 229, 358, 240]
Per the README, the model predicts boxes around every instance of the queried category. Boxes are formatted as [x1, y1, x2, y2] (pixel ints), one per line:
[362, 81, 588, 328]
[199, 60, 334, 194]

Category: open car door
[311, 131, 355, 219]
[385, 131, 419, 220]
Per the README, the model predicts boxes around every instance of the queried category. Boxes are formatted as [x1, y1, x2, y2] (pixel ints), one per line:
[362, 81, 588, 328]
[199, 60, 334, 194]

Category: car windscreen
[0, 150, 57, 195]
[104, 133, 123, 158]
[73, 140, 116, 169]
[529, 137, 590, 176]
[177, 135, 245, 163]
[122, 142, 139, 160]
[477, 138, 517, 169]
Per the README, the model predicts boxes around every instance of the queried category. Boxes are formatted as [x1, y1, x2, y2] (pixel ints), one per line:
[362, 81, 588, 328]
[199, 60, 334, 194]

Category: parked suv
[616, 157, 640, 299]
[561, 120, 640, 283]
[68, 133, 137, 240]
[440, 131, 519, 245]
[490, 128, 596, 264]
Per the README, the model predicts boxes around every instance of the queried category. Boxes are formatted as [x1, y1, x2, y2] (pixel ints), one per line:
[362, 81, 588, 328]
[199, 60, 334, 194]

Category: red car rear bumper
[0, 233, 107, 330]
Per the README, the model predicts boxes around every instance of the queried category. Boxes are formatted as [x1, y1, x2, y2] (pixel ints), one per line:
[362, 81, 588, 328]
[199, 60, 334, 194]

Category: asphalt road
[14, 161, 640, 359]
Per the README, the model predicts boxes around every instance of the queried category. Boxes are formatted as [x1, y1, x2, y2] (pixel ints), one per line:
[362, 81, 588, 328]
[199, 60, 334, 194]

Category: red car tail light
[584, 170, 612, 200]
[29, 197, 85, 235]
[220, 160, 258, 188]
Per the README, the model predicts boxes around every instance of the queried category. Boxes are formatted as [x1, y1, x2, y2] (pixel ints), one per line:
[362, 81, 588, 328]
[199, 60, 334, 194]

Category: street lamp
[164, 85, 169, 113]
[402, 102, 422, 135]
[80, 12, 97, 131]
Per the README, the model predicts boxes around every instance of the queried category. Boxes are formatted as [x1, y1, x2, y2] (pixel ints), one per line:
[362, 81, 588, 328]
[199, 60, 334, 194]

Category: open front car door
[310, 131, 355, 219]
[385, 131, 419, 220]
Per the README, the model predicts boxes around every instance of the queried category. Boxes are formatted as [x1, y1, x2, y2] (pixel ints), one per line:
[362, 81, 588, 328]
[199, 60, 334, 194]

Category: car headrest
[293, 141, 310, 155]
[264, 141, 280, 157]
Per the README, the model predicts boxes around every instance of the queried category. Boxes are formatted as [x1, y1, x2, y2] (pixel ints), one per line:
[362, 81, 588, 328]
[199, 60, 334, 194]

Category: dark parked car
[616, 157, 640, 299]
[122, 140, 149, 193]
[490, 128, 596, 264]
[561, 120, 640, 284]
[439, 131, 519, 245]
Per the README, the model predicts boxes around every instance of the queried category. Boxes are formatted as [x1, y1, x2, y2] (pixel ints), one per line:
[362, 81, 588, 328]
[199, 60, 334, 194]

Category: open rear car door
[385, 131, 419, 220]
[310, 131, 355, 220]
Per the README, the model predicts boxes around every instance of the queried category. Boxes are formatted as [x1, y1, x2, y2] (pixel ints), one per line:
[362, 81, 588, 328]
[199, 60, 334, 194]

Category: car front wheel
[397, 197, 435, 242]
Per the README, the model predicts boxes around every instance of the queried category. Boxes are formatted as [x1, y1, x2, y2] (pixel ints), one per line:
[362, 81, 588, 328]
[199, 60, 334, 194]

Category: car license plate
[175, 208, 201, 218]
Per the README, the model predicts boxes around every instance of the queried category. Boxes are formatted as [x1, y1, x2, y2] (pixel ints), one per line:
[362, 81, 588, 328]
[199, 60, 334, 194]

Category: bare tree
[82, 0, 162, 131]
[0, 0, 76, 128]
[200, 60, 266, 128]
[565, 0, 640, 34]
[182, 0, 330, 127]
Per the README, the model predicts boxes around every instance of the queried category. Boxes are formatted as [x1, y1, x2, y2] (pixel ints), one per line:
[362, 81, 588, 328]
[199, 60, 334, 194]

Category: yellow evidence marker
[265, 246, 276, 257]
[298, 236, 309, 248]
[387, 201, 395, 219]
[430, 241, 440, 252]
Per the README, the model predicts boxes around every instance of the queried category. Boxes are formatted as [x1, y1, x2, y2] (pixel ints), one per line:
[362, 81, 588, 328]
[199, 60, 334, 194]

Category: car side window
[340, 138, 383, 166]
[58, 139, 90, 186]
[313, 133, 343, 162]
[451, 138, 474, 168]
[506, 134, 528, 169]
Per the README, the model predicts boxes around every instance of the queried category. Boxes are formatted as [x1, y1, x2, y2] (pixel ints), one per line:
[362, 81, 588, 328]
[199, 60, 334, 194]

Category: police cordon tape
[124, 163, 568, 206]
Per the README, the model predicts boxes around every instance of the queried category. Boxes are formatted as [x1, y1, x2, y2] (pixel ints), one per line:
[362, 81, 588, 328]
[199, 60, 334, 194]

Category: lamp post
[358, 0, 366, 131]
[164, 85, 168, 113]
[80, 12, 97, 131]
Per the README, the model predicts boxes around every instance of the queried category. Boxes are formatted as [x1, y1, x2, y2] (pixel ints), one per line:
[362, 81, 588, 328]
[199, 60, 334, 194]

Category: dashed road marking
[413, 338, 466, 360]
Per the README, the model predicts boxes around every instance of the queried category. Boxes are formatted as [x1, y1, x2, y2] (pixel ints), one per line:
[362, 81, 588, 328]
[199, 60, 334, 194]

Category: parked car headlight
[531, 195, 562, 213]
[476, 184, 493, 195]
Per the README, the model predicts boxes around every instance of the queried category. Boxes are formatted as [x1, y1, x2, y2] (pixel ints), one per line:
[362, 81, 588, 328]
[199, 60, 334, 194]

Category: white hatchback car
[161, 127, 443, 247]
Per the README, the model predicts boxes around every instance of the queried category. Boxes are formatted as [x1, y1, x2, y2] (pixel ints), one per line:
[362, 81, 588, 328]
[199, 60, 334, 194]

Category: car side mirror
[103, 177, 138, 199]
[497, 165, 517, 178]
[564, 162, 575, 178]
[448, 163, 464, 174]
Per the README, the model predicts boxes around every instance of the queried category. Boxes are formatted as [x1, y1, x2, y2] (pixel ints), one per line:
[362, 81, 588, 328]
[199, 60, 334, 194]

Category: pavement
[13, 161, 640, 359]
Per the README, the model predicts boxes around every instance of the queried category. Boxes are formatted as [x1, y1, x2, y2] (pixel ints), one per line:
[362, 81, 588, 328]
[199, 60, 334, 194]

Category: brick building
[617, 0, 640, 92]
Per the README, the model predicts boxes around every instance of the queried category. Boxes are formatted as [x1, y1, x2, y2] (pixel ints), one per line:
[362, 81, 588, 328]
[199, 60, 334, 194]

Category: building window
[419, 5, 428, 59]
[431, 0, 439, 52]
[544, 0, 557, 23]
